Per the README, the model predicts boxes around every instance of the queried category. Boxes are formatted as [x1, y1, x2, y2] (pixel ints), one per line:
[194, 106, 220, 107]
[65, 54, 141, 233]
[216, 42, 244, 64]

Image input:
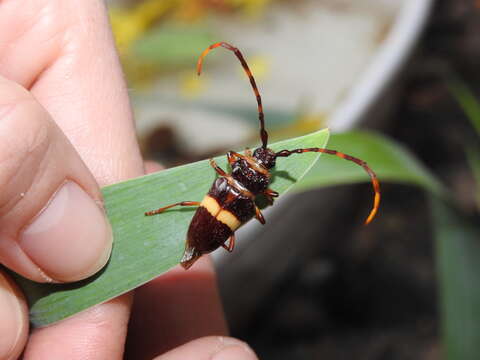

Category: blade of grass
[449, 79, 480, 136]
[432, 196, 480, 360]
[295, 131, 447, 198]
[15, 129, 329, 327]
[464, 146, 480, 210]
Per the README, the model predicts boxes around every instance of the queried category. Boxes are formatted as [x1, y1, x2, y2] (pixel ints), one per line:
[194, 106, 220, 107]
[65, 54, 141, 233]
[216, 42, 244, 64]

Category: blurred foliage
[108, 0, 278, 85]
[131, 23, 213, 68]
[465, 146, 480, 210]
[449, 79, 480, 137]
[433, 197, 480, 360]
[449, 78, 480, 210]
[432, 79, 480, 360]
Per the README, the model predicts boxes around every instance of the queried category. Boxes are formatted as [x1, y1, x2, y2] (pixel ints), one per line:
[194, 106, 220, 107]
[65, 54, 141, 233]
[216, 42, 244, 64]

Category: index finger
[0, 0, 143, 183]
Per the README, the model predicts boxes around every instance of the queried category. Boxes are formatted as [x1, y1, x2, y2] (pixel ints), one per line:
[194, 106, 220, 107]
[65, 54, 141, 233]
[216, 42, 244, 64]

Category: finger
[126, 257, 228, 359]
[144, 160, 165, 174]
[152, 336, 258, 360]
[0, 0, 144, 184]
[0, 269, 28, 360]
[23, 294, 132, 360]
[0, 76, 112, 283]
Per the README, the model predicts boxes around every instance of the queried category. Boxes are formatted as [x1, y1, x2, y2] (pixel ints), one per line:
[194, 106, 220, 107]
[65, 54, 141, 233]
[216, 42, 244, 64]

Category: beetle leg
[265, 188, 279, 198]
[227, 151, 238, 166]
[264, 194, 274, 206]
[228, 149, 255, 164]
[230, 151, 250, 160]
[145, 201, 200, 216]
[228, 150, 246, 162]
[222, 234, 236, 252]
[263, 188, 279, 205]
[209, 158, 228, 177]
[255, 206, 266, 225]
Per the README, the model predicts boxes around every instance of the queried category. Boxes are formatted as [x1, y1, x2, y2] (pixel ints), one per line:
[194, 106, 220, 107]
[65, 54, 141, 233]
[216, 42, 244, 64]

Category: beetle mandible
[145, 42, 381, 269]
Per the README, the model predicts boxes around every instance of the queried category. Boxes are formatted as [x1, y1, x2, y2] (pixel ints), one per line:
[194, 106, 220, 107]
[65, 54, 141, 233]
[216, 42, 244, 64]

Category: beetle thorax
[253, 147, 277, 169]
[231, 159, 270, 194]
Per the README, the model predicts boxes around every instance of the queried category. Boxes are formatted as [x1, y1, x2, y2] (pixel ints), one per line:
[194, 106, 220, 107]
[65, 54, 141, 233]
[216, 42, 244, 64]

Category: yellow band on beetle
[217, 210, 241, 231]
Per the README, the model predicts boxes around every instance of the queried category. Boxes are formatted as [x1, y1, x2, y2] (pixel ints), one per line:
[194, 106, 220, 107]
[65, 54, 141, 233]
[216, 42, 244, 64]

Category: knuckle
[0, 88, 53, 216]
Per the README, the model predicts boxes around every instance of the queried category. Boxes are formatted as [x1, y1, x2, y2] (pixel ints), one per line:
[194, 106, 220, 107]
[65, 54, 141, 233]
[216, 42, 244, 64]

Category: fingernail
[0, 274, 27, 360]
[19, 181, 112, 282]
[212, 345, 258, 360]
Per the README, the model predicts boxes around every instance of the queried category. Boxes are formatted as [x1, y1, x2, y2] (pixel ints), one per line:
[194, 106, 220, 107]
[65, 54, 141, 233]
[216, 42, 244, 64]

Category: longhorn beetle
[145, 42, 381, 269]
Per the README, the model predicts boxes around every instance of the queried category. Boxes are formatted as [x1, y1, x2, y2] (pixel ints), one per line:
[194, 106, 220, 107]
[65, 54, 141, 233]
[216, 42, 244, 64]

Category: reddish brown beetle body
[146, 42, 381, 269]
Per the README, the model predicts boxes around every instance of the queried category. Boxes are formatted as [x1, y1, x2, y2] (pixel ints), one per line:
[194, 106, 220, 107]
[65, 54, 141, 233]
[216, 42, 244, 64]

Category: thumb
[0, 76, 112, 283]
[152, 337, 258, 360]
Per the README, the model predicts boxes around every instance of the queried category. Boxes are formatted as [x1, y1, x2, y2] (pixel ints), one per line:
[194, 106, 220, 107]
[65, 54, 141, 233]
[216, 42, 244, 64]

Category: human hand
[0, 1, 257, 359]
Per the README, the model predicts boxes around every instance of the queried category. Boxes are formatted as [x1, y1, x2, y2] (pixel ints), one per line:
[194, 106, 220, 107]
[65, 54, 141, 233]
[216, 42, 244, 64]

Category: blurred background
[108, 0, 480, 358]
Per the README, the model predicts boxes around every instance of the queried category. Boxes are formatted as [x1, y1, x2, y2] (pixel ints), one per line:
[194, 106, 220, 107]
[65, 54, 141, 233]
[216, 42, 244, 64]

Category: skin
[0, 1, 257, 359]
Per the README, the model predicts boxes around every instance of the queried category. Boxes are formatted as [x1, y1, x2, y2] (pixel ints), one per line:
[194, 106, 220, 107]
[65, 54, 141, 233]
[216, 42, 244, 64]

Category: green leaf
[432, 197, 480, 360]
[15, 129, 329, 327]
[295, 131, 447, 198]
[449, 79, 480, 137]
[465, 146, 480, 210]
[132, 23, 214, 66]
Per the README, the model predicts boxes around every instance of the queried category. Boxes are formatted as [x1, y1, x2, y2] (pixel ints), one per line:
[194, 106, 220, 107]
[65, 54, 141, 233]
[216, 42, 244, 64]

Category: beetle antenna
[276, 148, 381, 225]
[197, 42, 268, 148]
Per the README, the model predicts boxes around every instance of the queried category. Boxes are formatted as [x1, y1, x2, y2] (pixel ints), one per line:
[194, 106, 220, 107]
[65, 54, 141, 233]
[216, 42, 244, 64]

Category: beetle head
[253, 147, 277, 169]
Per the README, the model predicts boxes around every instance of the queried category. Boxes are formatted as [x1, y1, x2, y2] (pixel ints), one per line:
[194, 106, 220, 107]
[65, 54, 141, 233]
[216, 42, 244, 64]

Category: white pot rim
[329, 0, 434, 131]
